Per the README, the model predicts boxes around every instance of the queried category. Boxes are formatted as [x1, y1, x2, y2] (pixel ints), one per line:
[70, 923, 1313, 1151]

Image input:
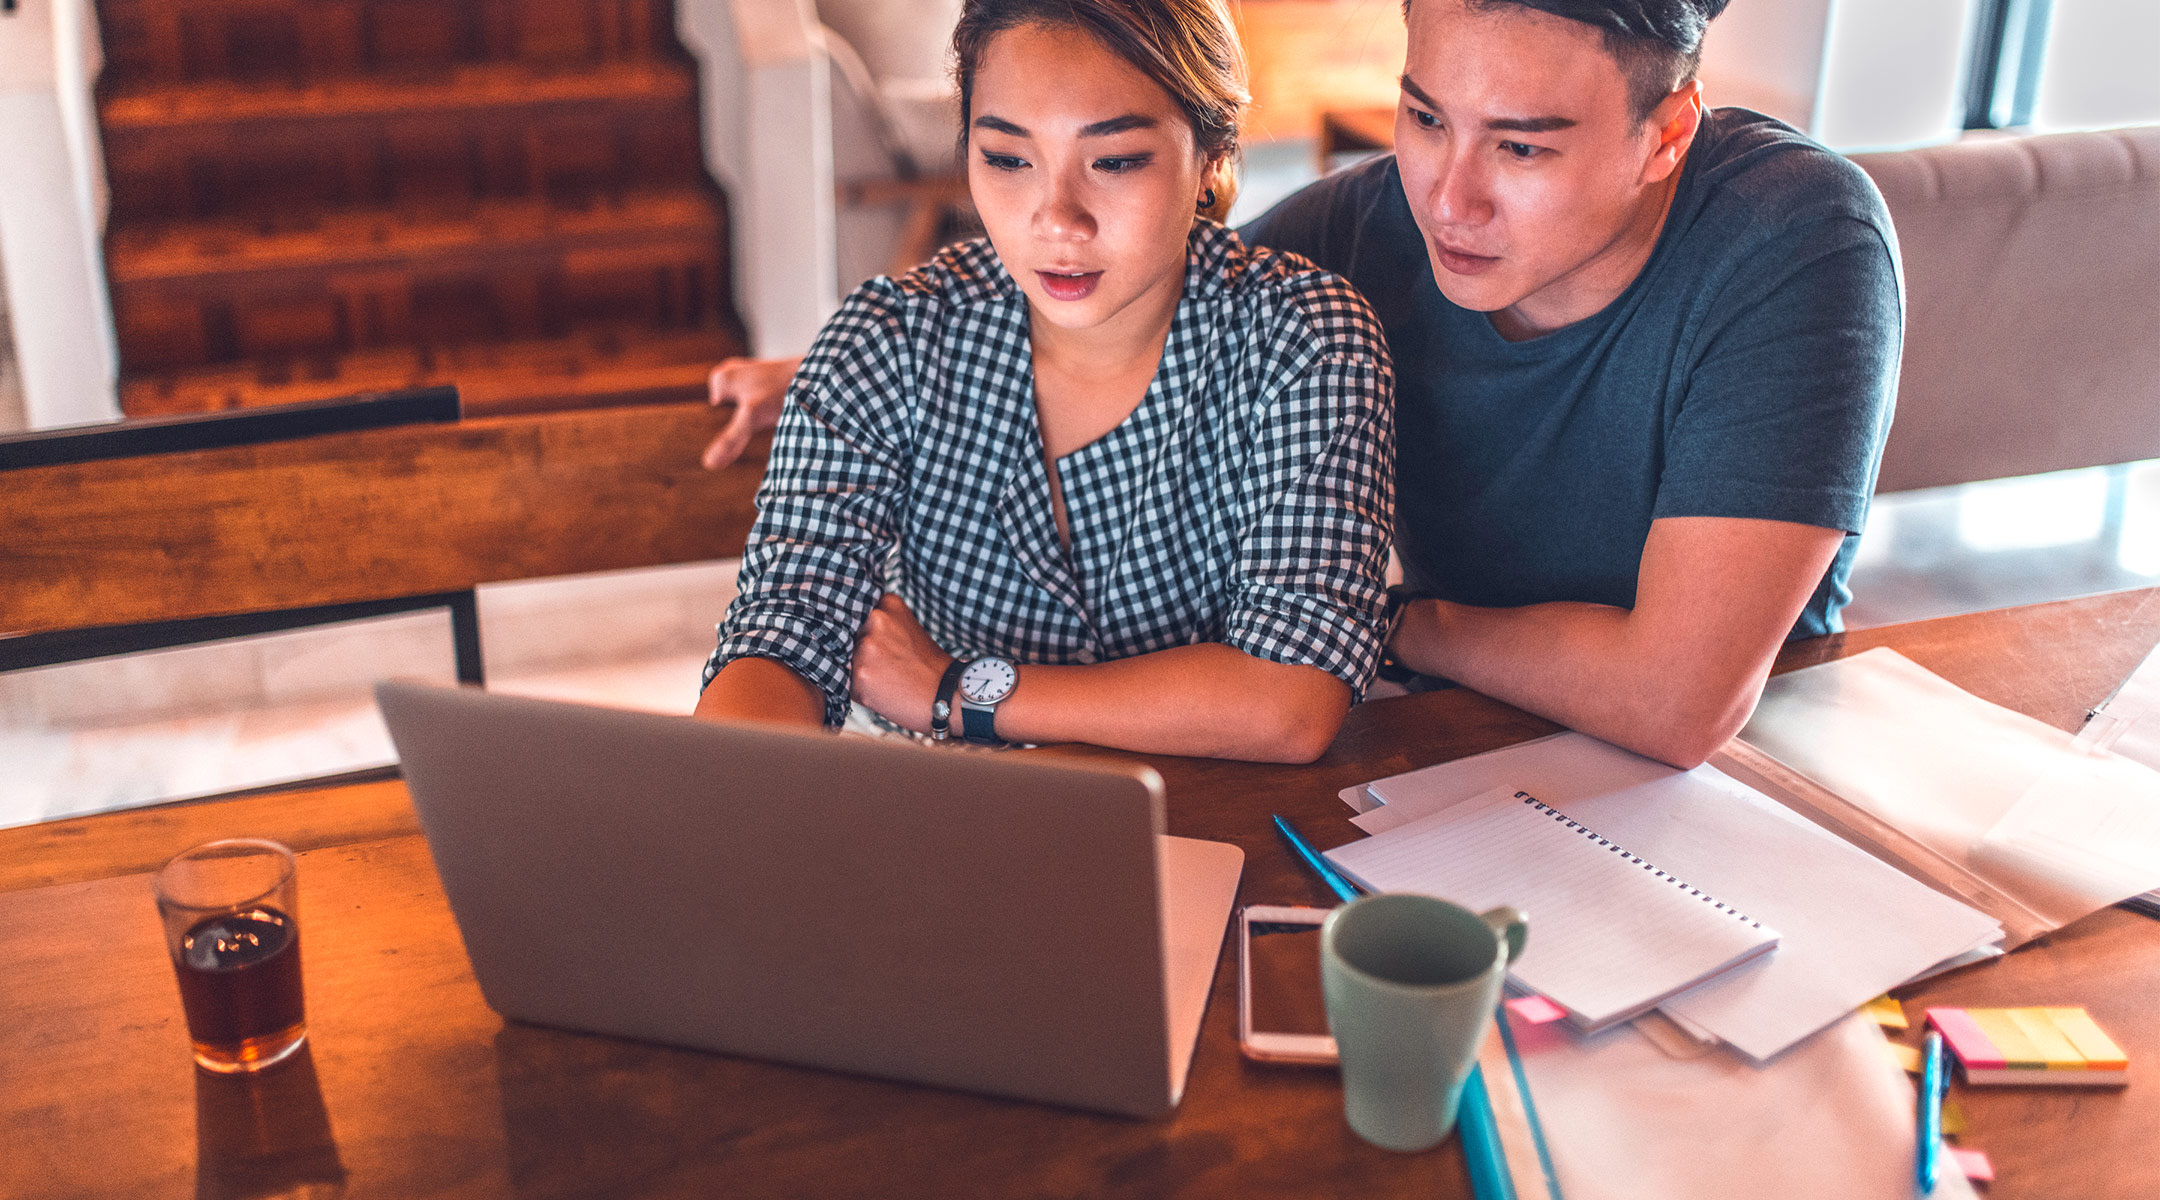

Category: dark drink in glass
[155, 840, 309, 1073]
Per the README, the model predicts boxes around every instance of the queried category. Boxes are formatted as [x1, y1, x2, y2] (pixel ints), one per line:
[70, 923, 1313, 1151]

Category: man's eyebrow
[1398, 75, 1577, 134]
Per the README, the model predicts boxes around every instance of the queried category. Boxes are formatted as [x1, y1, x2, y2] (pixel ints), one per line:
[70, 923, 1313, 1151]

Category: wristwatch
[1377, 584, 1422, 685]
[955, 656, 1019, 746]
[929, 658, 965, 741]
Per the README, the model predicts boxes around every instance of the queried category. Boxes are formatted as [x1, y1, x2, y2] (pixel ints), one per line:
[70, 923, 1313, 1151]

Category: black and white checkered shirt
[705, 221, 1395, 731]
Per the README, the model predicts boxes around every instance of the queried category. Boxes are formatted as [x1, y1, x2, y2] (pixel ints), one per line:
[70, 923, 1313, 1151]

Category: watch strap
[960, 703, 1001, 746]
[930, 658, 964, 740]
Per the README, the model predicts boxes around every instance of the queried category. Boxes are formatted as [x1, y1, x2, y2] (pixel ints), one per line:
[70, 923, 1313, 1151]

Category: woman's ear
[1197, 153, 1239, 224]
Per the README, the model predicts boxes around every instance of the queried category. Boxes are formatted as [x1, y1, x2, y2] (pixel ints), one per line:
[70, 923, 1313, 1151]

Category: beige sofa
[1852, 126, 2160, 494]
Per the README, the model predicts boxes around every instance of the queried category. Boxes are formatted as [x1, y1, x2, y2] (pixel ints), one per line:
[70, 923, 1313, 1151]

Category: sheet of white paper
[1514, 1011, 1979, 1200]
[1747, 648, 2160, 927]
[1344, 733, 2003, 1060]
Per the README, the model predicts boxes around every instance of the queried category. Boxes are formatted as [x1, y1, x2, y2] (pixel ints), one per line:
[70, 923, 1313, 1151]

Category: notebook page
[1326, 786, 1779, 1030]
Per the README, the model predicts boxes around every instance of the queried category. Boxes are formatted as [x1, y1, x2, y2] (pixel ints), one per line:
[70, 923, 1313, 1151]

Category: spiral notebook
[1326, 785, 1781, 1031]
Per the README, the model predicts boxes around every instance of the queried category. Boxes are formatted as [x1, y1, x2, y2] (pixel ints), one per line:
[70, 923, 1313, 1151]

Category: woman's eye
[1093, 155, 1151, 174]
[980, 152, 1027, 171]
[1499, 141, 1543, 160]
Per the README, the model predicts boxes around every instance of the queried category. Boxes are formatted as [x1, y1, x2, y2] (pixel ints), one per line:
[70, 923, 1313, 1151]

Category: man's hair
[1407, 0, 1732, 123]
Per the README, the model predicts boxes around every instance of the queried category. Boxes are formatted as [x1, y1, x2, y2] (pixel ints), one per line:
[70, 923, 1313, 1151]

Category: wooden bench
[1, 389, 765, 698]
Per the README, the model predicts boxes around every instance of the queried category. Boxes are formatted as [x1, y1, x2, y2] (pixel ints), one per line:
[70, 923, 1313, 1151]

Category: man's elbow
[1639, 689, 1762, 769]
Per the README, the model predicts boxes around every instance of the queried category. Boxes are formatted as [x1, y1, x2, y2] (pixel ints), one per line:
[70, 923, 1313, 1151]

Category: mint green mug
[1320, 892, 1529, 1152]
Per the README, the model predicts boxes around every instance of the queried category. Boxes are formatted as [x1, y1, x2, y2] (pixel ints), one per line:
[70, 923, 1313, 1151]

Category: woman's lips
[1436, 245, 1500, 277]
[1037, 270, 1103, 302]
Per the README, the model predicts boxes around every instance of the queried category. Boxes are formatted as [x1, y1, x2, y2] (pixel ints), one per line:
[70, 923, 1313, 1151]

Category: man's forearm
[1394, 598, 1768, 769]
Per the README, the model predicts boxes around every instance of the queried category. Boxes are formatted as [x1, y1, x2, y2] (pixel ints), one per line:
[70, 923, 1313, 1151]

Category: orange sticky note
[1950, 1147, 1994, 1183]
[1863, 994, 1909, 1029]
[1941, 1098, 1968, 1137]
[1888, 1042, 1923, 1074]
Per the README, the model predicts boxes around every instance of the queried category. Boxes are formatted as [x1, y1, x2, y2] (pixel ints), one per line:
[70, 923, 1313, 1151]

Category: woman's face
[966, 22, 1211, 340]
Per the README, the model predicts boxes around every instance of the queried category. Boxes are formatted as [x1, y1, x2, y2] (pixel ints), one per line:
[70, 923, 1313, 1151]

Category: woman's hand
[852, 595, 953, 733]
[702, 355, 804, 471]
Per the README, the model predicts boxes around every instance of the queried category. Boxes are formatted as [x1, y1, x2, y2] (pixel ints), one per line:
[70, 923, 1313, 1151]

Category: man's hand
[852, 595, 952, 734]
[702, 355, 804, 471]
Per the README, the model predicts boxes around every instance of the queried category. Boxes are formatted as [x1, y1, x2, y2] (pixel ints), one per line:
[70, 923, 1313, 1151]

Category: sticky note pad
[1863, 994, 1909, 1029]
[1507, 995, 1569, 1025]
[1928, 1006, 2128, 1086]
[1949, 1147, 1995, 1183]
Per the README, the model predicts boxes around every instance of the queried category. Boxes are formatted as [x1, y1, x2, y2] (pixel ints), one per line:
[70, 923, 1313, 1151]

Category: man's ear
[1641, 79, 1704, 185]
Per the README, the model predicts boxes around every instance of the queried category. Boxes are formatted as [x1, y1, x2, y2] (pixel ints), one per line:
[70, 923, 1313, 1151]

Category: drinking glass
[153, 839, 308, 1074]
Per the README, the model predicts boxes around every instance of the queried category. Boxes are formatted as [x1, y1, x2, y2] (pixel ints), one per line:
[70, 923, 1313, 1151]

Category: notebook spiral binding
[1513, 790, 1766, 929]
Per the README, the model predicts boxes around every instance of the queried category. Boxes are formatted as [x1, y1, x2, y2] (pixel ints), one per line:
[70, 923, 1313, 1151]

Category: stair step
[100, 63, 706, 224]
[108, 190, 731, 371]
[97, 0, 680, 88]
[110, 190, 720, 288]
[101, 59, 695, 134]
[119, 326, 743, 418]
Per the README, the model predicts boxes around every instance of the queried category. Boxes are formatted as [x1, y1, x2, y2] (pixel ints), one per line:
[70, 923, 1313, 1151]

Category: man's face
[1394, 0, 1686, 336]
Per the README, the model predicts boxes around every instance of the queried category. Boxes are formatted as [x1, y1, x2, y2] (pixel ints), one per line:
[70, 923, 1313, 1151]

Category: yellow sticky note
[2007, 1007, 2085, 1069]
[1863, 995, 1909, 1029]
[1941, 1098, 1968, 1137]
[1967, 1007, 2046, 1068]
[1888, 1041, 1922, 1074]
[2044, 1006, 2129, 1070]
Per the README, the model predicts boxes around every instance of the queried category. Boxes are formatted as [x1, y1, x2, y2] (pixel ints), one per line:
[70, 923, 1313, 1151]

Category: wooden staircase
[95, 0, 747, 417]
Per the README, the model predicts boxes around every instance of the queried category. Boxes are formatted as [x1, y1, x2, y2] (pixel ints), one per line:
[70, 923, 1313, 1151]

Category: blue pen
[1270, 814, 1515, 1200]
[1271, 814, 1363, 904]
[1917, 1030, 1945, 1193]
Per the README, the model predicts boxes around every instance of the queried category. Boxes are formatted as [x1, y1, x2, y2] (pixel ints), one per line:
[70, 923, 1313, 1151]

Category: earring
[1197, 188, 1217, 214]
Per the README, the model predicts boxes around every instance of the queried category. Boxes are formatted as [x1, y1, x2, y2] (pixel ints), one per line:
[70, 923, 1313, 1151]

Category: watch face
[958, 657, 1017, 705]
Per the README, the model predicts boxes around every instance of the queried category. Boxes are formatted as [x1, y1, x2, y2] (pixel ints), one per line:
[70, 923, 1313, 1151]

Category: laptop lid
[376, 681, 1237, 1118]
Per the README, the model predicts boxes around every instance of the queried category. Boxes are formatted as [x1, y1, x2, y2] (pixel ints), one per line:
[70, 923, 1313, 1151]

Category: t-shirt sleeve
[702, 280, 917, 726]
[1218, 278, 1396, 699]
[1239, 170, 1357, 276]
[1653, 213, 1902, 533]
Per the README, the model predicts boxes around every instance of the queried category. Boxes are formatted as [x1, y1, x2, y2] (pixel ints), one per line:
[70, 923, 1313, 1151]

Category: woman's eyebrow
[973, 114, 1030, 136]
[1079, 114, 1157, 137]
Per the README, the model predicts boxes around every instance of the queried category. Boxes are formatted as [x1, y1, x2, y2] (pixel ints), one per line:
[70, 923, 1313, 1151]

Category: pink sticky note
[1950, 1148, 1995, 1183]
[1507, 995, 1569, 1025]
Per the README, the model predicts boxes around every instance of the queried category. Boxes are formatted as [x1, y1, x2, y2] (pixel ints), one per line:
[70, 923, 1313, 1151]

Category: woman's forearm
[693, 656, 827, 729]
[990, 644, 1350, 763]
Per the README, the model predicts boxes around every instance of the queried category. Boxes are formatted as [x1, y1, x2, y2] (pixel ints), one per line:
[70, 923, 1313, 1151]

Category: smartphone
[1237, 904, 1339, 1064]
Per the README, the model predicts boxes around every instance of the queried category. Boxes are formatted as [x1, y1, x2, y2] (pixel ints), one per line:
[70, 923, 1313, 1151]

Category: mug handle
[1479, 905, 1528, 964]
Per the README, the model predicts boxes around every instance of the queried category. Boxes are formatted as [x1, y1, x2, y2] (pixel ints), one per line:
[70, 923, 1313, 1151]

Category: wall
[1695, 0, 1833, 131]
[0, 0, 120, 428]
[678, 0, 841, 357]
[1813, 0, 1977, 150]
[0, 238, 23, 435]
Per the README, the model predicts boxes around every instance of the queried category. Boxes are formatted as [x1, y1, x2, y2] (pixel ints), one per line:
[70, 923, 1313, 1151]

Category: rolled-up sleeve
[703, 281, 917, 726]
[1219, 280, 1396, 698]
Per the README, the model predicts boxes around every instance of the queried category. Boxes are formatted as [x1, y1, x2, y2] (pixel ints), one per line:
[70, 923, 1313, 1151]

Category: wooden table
[6, 589, 2158, 1199]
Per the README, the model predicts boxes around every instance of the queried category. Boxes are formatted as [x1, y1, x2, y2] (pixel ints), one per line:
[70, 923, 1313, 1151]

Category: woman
[695, 0, 1393, 763]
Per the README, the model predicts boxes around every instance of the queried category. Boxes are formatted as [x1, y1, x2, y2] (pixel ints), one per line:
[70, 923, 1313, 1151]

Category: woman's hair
[951, 0, 1249, 222]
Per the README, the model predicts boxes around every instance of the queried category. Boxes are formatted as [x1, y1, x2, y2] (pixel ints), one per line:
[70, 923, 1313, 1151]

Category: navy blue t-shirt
[1240, 108, 1901, 636]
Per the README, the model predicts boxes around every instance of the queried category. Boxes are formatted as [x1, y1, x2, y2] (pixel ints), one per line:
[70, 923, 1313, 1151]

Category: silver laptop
[375, 681, 1243, 1119]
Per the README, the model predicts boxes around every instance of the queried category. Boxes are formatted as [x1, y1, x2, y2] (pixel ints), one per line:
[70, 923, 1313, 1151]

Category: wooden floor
[95, 0, 746, 416]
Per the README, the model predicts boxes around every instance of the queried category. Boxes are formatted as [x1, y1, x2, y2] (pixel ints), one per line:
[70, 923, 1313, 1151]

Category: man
[703, 0, 1900, 769]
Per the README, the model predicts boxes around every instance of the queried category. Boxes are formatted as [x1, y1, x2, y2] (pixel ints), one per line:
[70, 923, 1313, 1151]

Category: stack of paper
[2086, 641, 2160, 914]
[1338, 732, 2004, 1061]
[1327, 786, 1781, 1030]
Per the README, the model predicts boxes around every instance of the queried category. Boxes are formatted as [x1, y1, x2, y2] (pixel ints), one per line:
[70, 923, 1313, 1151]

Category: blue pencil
[1917, 1029, 1945, 1193]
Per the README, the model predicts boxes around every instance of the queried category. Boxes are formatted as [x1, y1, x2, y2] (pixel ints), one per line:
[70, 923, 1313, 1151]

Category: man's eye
[1411, 108, 1442, 130]
[1094, 155, 1151, 174]
[981, 152, 1027, 171]
[1499, 141, 1543, 160]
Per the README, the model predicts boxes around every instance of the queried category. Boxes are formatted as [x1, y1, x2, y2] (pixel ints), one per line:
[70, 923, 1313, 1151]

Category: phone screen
[1246, 917, 1330, 1038]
